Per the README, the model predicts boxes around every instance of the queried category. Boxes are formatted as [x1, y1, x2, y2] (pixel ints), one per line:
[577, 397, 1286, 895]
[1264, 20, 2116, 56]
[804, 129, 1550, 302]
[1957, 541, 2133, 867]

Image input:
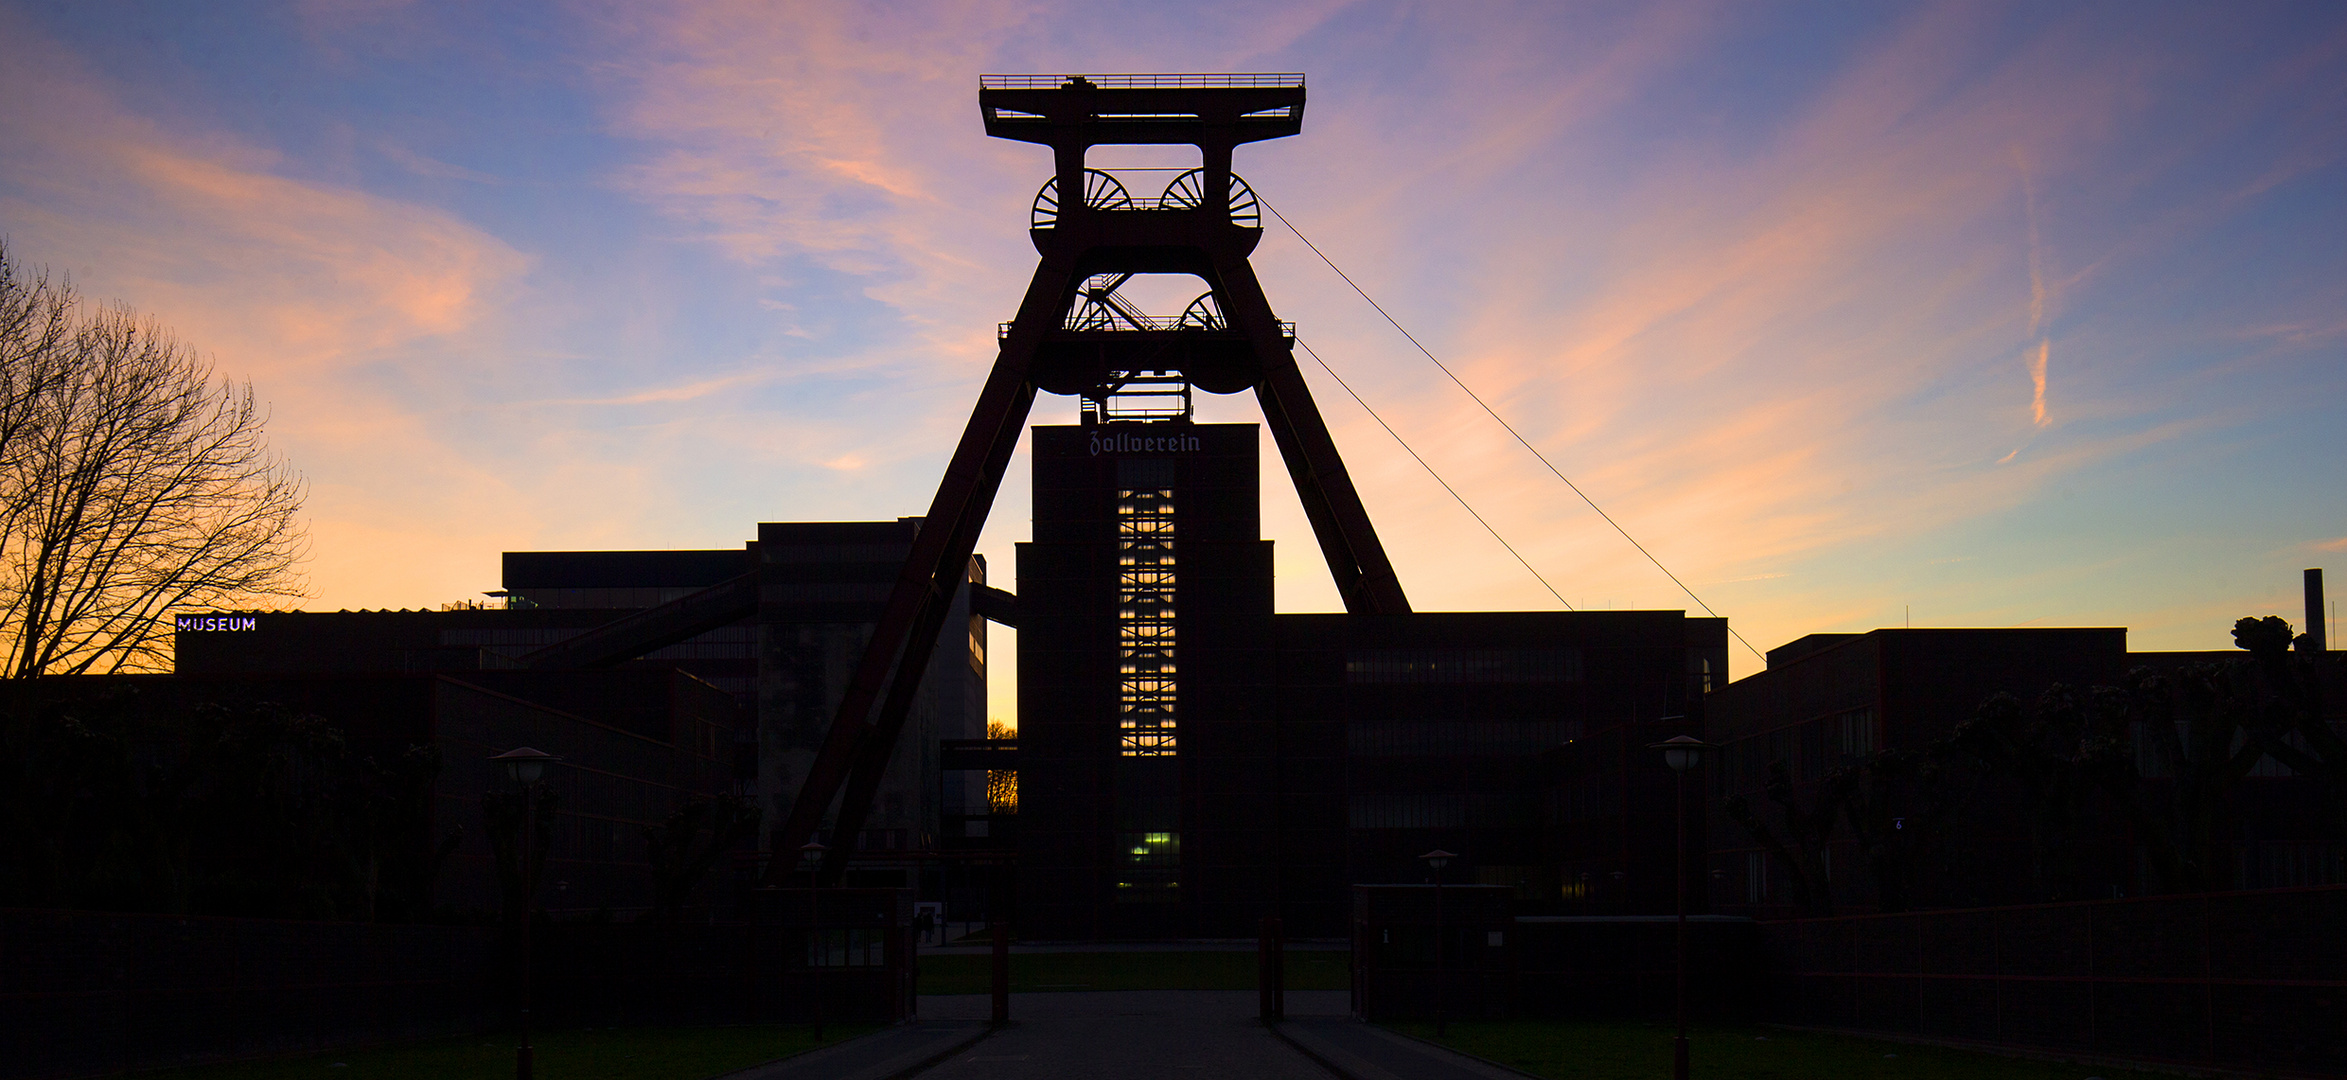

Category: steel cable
[1295, 336, 1574, 611]
[1263, 197, 1764, 662]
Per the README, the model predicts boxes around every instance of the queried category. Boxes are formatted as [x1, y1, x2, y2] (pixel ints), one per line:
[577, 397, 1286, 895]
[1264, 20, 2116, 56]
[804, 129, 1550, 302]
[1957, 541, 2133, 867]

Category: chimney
[2307, 568, 2328, 654]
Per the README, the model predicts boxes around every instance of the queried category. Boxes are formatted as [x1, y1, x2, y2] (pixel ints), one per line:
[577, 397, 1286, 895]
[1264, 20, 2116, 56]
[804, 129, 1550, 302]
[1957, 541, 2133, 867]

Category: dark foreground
[126, 992, 2198, 1080]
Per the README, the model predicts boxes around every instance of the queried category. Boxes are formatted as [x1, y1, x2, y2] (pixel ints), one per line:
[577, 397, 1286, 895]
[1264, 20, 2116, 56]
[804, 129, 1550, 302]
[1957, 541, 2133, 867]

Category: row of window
[1118, 488, 1179, 757]
[1347, 793, 1538, 830]
[1547, 774, 1610, 825]
[1347, 718, 1584, 757]
[641, 642, 759, 661]
[764, 544, 909, 565]
[1717, 711, 2340, 794]
[1344, 648, 1583, 685]
[505, 587, 708, 609]
[2253, 841, 2347, 888]
[765, 583, 895, 603]
[443, 625, 756, 647]
[443, 627, 584, 646]
[1717, 707, 1877, 794]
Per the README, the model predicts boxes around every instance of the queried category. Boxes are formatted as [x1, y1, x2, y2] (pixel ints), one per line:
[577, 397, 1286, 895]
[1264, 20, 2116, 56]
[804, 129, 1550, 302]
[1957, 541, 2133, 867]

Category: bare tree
[0, 241, 306, 676]
[0, 245, 76, 525]
[986, 719, 1018, 813]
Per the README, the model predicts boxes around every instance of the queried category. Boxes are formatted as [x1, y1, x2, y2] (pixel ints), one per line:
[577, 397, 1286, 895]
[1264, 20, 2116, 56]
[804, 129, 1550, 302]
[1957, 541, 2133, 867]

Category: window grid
[1118, 488, 1177, 756]
[1343, 648, 1582, 684]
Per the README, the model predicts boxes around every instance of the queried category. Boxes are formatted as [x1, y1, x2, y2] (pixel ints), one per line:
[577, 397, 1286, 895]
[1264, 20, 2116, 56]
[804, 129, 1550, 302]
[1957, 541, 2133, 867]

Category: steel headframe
[770, 73, 1410, 885]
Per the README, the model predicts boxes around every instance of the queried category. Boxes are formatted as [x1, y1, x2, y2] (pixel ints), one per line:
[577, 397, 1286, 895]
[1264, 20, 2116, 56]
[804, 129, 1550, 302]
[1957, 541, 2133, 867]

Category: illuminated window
[1117, 488, 1177, 756]
[1115, 830, 1181, 902]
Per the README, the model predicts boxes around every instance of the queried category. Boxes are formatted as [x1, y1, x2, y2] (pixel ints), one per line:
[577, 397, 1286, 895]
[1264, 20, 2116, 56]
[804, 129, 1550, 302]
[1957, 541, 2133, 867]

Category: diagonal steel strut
[763, 256, 1071, 883]
[1215, 259, 1410, 615]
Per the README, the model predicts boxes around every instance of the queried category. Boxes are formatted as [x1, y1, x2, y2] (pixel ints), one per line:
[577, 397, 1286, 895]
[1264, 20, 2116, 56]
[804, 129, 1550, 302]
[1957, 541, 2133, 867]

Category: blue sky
[3, 1, 2342, 719]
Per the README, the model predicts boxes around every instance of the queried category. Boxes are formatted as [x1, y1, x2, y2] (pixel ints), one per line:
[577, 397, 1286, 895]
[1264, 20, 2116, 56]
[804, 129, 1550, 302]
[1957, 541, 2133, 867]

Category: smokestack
[2308, 568, 2328, 654]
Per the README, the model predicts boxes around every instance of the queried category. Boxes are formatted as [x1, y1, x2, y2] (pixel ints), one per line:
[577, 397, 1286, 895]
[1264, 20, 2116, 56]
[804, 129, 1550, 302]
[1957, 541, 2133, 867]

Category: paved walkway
[721, 991, 1532, 1080]
[918, 938, 1352, 956]
[715, 1020, 988, 1080]
[1276, 1018, 1534, 1080]
[916, 991, 1333, 1079]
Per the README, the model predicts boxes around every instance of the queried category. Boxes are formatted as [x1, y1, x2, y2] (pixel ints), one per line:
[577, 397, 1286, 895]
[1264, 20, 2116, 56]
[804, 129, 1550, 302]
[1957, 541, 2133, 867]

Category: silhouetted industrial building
[1705, 628, 2129, 915]
[1014, 420, 1723, 938]
[1705, 621, 2346, 917]
[166, 529, 985, 915]
[753, 521, 987, 871]
[0, 667, 738, 917]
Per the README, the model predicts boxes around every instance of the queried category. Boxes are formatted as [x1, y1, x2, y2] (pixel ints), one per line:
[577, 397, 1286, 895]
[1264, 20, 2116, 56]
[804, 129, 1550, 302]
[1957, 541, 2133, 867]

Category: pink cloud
[1213, 5, 2235, 660]
[568, 2, 2279, 669]
[0, 1, 2305, 670]
[0, 16, 541, 609]
[0, 26, 530, 374]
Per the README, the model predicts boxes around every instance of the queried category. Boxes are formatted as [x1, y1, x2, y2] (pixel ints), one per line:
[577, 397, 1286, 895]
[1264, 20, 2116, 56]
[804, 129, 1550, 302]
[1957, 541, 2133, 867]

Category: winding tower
[769, 73, 1410, 883]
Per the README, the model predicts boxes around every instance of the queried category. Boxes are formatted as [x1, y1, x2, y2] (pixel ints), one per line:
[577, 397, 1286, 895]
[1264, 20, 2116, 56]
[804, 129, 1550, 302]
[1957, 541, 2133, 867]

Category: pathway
[724, 991, 1532, 1080]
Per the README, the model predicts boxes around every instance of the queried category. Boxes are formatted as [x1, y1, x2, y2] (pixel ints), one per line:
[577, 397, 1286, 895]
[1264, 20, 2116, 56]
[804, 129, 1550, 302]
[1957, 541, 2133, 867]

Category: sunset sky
[3, 1, 2342, 721]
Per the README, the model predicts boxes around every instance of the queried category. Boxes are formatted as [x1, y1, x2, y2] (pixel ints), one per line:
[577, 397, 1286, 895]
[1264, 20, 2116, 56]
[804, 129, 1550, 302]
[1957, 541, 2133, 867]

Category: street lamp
[490, 747, 558, 1080]
[1649, 732, 1714, 1080]
[1419, 848, 1455, 1037]
[800, 840, 828, 1042]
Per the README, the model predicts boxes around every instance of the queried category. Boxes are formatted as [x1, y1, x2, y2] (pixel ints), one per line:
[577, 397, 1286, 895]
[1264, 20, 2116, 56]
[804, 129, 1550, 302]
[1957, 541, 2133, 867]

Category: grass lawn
[917, 949, 1350, 994]
[1388, 1020, 2181, 1080]
[128, 1023, 872, 1080]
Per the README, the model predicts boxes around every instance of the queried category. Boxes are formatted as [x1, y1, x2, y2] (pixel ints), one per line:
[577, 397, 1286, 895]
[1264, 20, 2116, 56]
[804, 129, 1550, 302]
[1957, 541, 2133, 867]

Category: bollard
[990, 921, 1010, 1024]
[1258, 915, 1285, 1021]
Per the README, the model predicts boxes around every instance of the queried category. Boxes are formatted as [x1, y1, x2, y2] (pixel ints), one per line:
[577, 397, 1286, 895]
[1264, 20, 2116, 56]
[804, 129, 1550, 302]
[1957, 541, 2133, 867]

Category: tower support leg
[768, 257, 1076, 881]
[1216, 259, 1410, 615]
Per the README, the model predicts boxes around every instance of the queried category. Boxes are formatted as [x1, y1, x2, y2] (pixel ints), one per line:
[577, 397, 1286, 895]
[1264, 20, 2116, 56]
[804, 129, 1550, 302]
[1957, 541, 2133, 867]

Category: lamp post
[800, 840, 828, 1042]
[490, 747, 557, 1080]
[1650, 733, 1713, 1080]
[1419, 849, 1455, 1037]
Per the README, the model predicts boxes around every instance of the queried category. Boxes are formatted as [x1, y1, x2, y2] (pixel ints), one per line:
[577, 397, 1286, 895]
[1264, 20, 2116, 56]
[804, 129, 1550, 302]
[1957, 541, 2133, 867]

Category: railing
[1083, 194, 1195, 211]
[1094, 386, 1192, 421]
[981, 73, 1304, 90]
[1000, 319, 1293, 339]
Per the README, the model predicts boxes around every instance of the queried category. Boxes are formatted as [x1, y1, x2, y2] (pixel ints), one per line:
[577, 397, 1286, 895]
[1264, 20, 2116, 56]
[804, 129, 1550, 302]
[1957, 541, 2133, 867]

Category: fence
[1513, 916, 1762, 1019]
[1350, 885, 1517, 1021]
[540, 889, 917, 1026]
[0, 909, 497, 1080]
[1762, 885, 2347, 1077]
[2, 893, 916, 1080]
[535, 923, 913, 1029]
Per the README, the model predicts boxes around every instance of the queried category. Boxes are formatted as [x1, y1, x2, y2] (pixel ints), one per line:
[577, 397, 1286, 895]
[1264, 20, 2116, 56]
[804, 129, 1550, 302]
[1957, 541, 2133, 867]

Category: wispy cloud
[2027, 339, 2051, 428]
[1708, 572, 1791, 585]
[0, 24, 530, 369]
[534, 370, 774, 406]
[373, 138, 508, 185]
[2014, 146, 2053, 432]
